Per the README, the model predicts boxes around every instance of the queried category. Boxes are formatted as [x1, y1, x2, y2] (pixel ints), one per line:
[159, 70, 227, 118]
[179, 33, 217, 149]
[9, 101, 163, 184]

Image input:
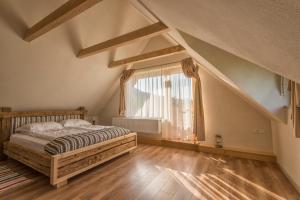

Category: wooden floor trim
[137, 136, 276, 162]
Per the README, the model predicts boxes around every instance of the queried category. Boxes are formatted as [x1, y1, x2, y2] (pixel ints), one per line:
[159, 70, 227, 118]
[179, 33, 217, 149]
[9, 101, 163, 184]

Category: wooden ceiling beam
[24, 0, 103, 42]
[108, 45, 185, 68]
[78, 22, 169, 58]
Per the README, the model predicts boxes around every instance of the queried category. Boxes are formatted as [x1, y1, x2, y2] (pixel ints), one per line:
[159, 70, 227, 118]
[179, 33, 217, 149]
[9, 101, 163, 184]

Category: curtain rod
[131, 60, 186, 71]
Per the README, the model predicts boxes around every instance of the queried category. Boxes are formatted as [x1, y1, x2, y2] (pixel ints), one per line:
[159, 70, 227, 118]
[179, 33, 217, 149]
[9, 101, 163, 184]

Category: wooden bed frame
[0, 107, 137, 188]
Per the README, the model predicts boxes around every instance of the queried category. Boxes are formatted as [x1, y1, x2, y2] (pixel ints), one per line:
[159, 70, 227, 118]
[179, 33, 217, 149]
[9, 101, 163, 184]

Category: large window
[125, 65, 194, 141]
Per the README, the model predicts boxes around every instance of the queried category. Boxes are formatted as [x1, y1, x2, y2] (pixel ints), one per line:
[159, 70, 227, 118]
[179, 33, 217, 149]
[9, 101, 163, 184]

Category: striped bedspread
[44, 127, 131, 155]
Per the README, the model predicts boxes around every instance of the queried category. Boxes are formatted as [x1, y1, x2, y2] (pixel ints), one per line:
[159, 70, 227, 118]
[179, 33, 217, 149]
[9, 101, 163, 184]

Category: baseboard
[137, 136, 162, 146]
[277, 162, 300, 194]
[223, 147, 276, 162]
[137, 136, 276, 162]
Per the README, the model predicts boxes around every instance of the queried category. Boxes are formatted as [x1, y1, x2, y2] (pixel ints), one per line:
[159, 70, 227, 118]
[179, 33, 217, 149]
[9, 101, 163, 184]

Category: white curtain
[125, 65, 194, 141]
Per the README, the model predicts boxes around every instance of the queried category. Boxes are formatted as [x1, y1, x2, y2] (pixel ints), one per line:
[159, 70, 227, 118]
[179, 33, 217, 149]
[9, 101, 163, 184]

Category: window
[125, 65, 194, 141]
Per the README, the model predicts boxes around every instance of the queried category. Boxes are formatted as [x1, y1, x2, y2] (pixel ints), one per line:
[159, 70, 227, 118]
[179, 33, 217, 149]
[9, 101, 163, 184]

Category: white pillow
[60, 119, 91, 127]
[16, 122, 63, 133]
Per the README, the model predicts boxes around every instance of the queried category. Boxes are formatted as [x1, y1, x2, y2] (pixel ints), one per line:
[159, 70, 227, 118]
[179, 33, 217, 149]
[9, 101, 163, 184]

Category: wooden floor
[0, 145, 299, 200]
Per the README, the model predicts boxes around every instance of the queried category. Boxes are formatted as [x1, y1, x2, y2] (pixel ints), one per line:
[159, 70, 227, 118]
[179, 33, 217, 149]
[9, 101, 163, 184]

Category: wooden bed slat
[4, 142, 50, 166]
[58, 141, 136, 177]
[58, 135, 136, 167]
[3, 147, 51, 176]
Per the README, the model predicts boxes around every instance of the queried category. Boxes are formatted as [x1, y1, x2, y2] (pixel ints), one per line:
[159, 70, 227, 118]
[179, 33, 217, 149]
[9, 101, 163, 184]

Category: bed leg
[54, 180, 68, 189]
[0, 154, 7, 161]
[129, 147, 137, 154]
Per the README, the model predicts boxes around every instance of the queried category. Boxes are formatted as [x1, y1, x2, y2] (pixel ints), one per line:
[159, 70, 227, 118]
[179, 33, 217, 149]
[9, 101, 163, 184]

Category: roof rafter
[24, 0, 103, 42]
[108, 45, 185, 68]
[78, 22, 169, 58]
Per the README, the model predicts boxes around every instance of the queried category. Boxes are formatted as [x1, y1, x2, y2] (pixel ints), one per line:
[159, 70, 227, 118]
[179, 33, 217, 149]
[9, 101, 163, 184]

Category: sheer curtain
[125, 65, 194, 141]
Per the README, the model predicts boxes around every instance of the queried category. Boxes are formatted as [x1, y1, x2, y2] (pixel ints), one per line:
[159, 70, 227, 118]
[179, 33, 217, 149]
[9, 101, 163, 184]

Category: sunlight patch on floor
[223, 168, 286, 200]
[155, 165, 287, 200]
[208, 156, 226, 163]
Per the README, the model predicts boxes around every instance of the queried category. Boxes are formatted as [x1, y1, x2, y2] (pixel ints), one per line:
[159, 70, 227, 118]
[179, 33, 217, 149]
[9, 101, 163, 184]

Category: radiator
[112, 117, 161, 135]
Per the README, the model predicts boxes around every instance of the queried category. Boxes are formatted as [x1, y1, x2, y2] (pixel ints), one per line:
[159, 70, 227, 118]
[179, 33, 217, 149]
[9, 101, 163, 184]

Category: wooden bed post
[77, 106, 87, 119]
[50, 156, 68, 188]
[0, 107, 12, 160]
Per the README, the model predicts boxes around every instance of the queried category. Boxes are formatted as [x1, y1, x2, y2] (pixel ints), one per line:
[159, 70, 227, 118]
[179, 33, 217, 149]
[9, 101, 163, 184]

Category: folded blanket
[44, 126, 131, 155]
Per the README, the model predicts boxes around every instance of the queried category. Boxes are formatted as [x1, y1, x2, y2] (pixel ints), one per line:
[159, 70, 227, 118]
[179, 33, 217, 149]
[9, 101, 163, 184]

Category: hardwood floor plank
[0, 145, 299, 200]
[266, 162, 300, 200]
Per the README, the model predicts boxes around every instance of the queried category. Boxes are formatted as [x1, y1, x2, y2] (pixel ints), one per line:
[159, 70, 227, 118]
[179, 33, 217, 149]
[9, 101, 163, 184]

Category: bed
[0, 107, 137, 188]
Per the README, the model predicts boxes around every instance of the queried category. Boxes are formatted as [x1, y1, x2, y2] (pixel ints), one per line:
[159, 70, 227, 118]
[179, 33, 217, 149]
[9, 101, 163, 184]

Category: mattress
[10, 134, 49, 153]
[9, 127, 98, 153]
[9, 126, 130, 154]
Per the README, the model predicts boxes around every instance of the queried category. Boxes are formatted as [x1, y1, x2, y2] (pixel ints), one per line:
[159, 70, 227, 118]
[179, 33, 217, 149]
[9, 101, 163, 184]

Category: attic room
[0, 0, 299, 199]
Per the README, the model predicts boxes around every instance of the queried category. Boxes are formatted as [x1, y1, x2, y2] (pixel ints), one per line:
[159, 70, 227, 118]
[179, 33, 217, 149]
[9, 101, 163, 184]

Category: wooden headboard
[0, 107, 87, 160]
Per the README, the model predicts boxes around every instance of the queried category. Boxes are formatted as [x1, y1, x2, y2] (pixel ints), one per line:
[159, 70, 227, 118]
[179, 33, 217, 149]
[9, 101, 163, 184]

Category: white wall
[99, 63, 274, 153]
[0, 0, 149, 115]
[199, 66, 273, 152]
[181, 32, 289, 122]
[272, 109, 300, 192]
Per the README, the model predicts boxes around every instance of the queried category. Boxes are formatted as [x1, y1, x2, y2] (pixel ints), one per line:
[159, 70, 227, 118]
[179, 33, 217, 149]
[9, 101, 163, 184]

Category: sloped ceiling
[180, 31, 289, 122]
[148, 26, 284, 122]
[139, 0, 300, 83]
[0, 0, 151, 114]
